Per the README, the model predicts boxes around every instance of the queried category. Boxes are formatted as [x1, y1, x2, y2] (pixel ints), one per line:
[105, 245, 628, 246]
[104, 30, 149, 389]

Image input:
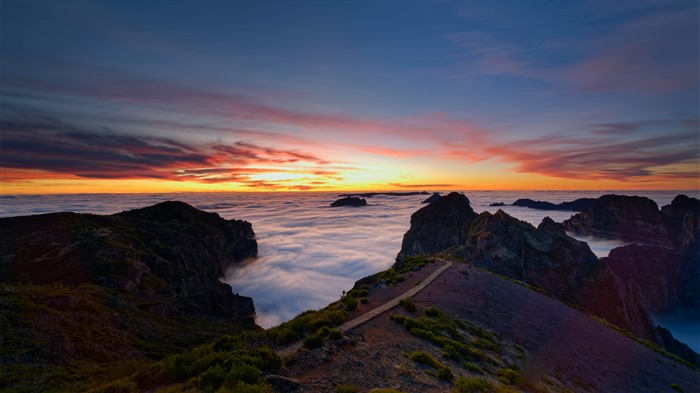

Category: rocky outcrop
[399, 192, 478, 256]
[399, 198, 658, 343]
[605, 244, 699, 321]
[0, 201, 258, 322]
[488, 202, 506, 207]
[661, 194, 700, 248]
[330, 196, 367, 207]
[563, 195, 672, 247]
[513, 197, 596, 211]
[563, 194, 700, 318]
[421, 192, 441, 204]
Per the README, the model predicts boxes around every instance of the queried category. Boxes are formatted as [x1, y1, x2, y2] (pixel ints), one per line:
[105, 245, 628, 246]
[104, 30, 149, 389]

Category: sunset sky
[1, 0, 698, 194]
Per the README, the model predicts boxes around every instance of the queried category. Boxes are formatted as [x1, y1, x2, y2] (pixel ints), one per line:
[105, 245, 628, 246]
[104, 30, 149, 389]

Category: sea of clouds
[0, 190, 688, 332]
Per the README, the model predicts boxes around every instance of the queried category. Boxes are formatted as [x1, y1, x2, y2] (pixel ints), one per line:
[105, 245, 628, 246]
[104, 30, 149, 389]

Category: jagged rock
[399, 192, 477, 256]
[330, 196, 367, 207]
[421, 192, 442, 204]
[661, 194, 700, 248]
[0, 201, 258, 322]
[655, 326, 700, 365]
[399, 200, 658, 343]
[513, 198, 596, 211]
[605, 244, 699, 319]
[563, 195, 672, 247]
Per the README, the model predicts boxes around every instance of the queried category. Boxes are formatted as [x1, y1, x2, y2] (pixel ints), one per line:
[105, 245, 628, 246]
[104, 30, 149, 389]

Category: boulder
[421, 192, 442, 204]
[330, 196, 367, 207]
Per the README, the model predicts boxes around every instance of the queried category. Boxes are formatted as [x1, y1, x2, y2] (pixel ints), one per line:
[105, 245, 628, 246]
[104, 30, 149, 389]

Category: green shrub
[218, 381, 274, 393]
[473, 337, 498, 352]
[328, 329, 343, 340]
[303, 333, 324, 349]
[343, 296, 358, 311]
[86, 377, 138, 393]
[223, 362, 263, 386]
[670, 384, 684, 393]
[360, 297, 369, 304]
[197, 364, 227, 389]
[410, 351, 441, 368]
[399, 297, 416, 312]
[358, 289, 369, 297]
[425, 306, 441, 317]
[453, 376, 493, 393]
[496, 369, 519, 385]
[335, 384, 359, 393]
[437, 366, 454, 381]
[463, 362, 483, 374]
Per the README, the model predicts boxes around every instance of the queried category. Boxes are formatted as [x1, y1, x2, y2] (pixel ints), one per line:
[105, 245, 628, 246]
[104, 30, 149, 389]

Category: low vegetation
[453, 376, 494, 393]
[409, 351, 453, 381]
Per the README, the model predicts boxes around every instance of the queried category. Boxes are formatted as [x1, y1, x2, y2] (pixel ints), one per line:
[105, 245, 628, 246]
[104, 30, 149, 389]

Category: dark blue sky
[1, 0, 698, 192]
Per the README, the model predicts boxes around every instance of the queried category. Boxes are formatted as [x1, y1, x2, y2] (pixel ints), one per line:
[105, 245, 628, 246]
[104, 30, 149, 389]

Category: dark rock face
[399, 200, 656, 342]
[489, 202, 506, 207]
[656, 326, 700, 365]
[421, 192, 442, 204]
[563, 195, 672, 247]
[661, 194, 700, 248]
[399, 192, 478, 256]
[605, 244, 699, 318]
[330, 196, 367, 207]
[0, 201, 258, 322]
[565, 194, 700, 319]
[513, 198, 596, 211]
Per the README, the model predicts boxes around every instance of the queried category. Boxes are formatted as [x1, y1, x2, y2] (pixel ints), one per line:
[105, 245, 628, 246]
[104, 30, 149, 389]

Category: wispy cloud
[0, 119, 337, 189]
[388, 183, 456, 189]
[447, 7, 698, 94]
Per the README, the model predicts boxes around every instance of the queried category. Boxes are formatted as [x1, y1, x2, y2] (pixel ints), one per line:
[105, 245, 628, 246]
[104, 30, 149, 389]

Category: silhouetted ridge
[399, 192, 478, 256]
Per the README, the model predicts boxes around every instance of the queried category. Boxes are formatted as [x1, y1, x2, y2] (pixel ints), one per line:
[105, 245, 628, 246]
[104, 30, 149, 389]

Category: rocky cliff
[0, 201, 257, 320]
[400, 192, 478, 256]
[562, 194, 673, 247]
[564, 194, 700, 319]
[399, 193, 656, 343]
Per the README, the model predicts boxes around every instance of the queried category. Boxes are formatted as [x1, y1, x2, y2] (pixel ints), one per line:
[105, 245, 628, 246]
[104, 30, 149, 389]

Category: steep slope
[399, 193, 654, 341]
[0, 201, 261, 392]
[281, 262, 700, 392]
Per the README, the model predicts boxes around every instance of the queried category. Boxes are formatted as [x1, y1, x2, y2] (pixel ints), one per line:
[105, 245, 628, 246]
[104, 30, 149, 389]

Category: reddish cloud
[0, 119, 335, 188]
[388, 183, 456, 189]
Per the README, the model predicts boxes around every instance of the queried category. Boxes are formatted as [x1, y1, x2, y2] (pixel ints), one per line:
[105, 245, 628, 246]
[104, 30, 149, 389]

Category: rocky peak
[399, 200, 656, 341]
[399, 192, 477, 256]
[563, 194, 672, 247]
[661, 194, 700, 248]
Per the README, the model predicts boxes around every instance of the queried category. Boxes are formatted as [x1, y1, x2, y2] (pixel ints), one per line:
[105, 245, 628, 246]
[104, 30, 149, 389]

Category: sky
[1, 0, 698, 194]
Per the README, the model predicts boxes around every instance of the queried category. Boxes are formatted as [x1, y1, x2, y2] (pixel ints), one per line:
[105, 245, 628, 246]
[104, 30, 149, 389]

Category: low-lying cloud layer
[0, 191, 681, 327]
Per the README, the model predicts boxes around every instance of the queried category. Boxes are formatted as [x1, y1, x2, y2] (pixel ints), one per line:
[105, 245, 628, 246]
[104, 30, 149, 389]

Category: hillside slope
[281, 261, 700, 392]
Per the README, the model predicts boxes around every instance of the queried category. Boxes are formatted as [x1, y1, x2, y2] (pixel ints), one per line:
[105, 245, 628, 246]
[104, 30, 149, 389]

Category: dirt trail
[277, 259, 453, 357]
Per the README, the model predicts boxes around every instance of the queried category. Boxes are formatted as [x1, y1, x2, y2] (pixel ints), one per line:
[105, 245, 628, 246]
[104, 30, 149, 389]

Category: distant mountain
[512, 197, 597, 211]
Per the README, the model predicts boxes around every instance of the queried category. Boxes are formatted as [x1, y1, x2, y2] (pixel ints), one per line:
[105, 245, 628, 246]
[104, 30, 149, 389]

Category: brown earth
[281, 262, 700, 393]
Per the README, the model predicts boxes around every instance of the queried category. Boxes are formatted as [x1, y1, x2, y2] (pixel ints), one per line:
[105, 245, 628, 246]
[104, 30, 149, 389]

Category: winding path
[277, 259, 453, 357]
